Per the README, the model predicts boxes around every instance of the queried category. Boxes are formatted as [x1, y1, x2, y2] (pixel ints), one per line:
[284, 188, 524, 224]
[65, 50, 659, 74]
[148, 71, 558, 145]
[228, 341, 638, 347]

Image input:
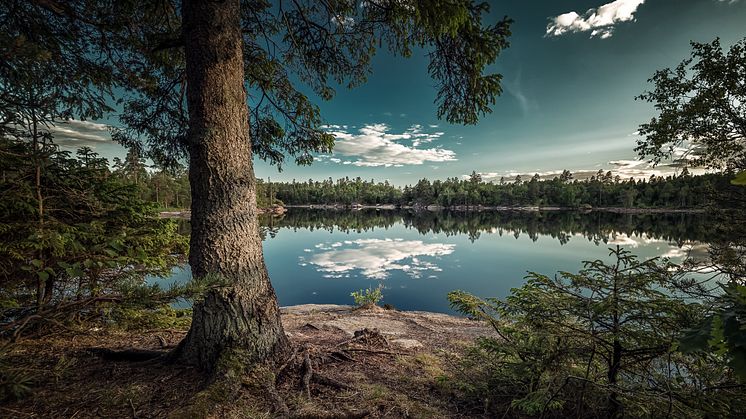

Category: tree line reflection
[259, 209, 716, 246]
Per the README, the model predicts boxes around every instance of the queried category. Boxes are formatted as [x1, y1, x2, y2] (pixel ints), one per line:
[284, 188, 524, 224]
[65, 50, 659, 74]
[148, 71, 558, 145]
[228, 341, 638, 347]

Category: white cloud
[546, 0, 646, 39]
[608, 159, 707, 179]
[304, 238, 456, 280]
[470, 158, 708, 184]
[327, 123, 455, 167]
[47, 119, 112, 145]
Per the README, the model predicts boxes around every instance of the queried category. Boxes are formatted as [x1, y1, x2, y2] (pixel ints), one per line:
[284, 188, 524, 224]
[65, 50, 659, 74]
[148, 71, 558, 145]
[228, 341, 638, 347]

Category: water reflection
[160, 209, 721, 313]
[302, 238, 455, 279]
[260, 209, 715, 245]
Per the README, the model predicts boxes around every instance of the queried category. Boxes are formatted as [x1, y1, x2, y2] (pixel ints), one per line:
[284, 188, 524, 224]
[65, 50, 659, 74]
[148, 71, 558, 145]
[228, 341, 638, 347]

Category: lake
[154, 209, 715, 314]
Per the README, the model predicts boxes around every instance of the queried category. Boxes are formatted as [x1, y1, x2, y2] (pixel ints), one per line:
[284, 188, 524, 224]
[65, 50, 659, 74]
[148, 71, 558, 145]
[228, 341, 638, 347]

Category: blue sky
[54, 0, 746, 185]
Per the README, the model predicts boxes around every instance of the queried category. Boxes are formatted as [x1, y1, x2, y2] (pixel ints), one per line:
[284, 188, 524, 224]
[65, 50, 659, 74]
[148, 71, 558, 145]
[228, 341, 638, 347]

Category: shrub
[0, 139, 189, 338]
[351, 285, 384, 307]
[447, 247, 746, 418]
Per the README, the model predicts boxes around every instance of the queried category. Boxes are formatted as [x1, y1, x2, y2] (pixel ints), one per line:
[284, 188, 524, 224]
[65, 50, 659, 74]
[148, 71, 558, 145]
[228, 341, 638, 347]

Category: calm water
[154, 209, 715, 314]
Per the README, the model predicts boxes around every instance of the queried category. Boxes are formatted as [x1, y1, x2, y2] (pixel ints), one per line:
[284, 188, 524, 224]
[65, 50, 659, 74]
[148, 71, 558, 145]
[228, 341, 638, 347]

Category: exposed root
[277, 345, 299, 381]
[259, 328, 408, 416]
[301, 322, 320, 331]
[262, 374, 290, 418]
[301, 350, 313, 400]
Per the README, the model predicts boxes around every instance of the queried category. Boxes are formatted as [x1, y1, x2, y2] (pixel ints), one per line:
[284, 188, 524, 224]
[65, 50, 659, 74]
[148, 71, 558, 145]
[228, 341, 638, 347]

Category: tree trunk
[175, 0, 288, 372]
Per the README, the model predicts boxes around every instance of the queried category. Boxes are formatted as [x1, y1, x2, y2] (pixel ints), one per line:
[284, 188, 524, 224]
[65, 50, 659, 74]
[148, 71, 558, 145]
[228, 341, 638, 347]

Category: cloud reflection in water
[301, 238, 455, 279]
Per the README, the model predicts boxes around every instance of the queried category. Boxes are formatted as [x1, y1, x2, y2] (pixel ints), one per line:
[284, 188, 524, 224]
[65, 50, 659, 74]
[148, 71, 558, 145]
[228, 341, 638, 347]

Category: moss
[410, 353, 445, 378]
[359, 383, 445, 418]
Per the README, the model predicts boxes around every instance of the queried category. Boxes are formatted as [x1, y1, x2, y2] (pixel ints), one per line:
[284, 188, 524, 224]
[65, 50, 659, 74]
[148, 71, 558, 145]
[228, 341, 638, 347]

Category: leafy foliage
[636, 38, 746, 171]
[262, 207, 718, 247]
[0, 0, 117, 137]
[679, 180, 746, 382]
[95, 0, 512, 168]
[0, 136, 188, 337]
[111, 149, 191, 209]
[447, 248, 745, 418]
[681, 283, 746, 380]
[732, 171, 746, 186]
[351, 285, 384, 307]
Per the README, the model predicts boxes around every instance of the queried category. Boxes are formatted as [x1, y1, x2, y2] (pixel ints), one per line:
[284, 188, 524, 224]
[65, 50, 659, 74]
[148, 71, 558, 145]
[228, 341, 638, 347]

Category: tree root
[262, 374, 290, 418]
[277, 345, 299, 380]
[301, 351, 313, 400]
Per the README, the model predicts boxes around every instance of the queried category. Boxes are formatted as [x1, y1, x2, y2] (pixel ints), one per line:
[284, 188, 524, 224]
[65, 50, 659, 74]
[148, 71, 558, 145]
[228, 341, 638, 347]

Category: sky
[53, 0, 746, 185]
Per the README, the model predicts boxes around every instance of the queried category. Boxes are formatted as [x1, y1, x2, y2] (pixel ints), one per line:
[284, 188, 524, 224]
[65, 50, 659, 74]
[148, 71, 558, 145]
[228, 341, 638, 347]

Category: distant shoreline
[284, 204, 707, 214]
[160, 205, 707, 219]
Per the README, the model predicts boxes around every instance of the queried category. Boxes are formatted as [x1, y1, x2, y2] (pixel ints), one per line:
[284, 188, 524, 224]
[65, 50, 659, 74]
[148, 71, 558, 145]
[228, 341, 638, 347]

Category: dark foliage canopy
[636, 38, 746, 172]
[1, 0, 511, 169]
[121, 0, 511, 168]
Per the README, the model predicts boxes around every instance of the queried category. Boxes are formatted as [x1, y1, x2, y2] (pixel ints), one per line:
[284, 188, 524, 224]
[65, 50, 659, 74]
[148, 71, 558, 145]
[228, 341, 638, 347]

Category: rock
[280, 304, 495, 352]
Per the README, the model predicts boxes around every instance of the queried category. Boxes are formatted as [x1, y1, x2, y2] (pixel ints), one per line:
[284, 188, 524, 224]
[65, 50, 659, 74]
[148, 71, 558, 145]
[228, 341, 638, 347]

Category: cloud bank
[546, 0, 646, 39]
[323, 123, 455, 167]
[48, 119, 112, 146]
[303, 238, 455, 279]
[469, 158, 707, 184]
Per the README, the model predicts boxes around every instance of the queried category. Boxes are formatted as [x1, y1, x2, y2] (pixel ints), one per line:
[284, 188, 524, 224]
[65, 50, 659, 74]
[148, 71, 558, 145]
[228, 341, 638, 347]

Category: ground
[3, 305, 495, 418]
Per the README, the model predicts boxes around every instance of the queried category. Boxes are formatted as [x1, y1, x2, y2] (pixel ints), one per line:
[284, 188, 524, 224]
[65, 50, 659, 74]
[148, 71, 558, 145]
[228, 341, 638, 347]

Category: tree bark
[175, 0, 288, 372]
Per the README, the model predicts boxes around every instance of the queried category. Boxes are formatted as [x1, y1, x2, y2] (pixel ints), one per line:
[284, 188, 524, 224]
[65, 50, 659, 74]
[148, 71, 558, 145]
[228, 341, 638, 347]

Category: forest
[265, 170, 740, 209]
[111, 155, 743, 210]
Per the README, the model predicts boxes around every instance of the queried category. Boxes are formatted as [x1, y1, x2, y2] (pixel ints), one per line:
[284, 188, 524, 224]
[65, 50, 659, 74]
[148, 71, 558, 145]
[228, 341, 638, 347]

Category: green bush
[0, 139, 192, 338]
[351, 285, 384, 307]
[447, 247, 746, 418]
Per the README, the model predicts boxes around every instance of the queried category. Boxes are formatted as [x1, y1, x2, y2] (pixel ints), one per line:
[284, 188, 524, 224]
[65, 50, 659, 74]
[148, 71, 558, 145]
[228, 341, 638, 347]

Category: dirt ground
[3, 305, 495, 418]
